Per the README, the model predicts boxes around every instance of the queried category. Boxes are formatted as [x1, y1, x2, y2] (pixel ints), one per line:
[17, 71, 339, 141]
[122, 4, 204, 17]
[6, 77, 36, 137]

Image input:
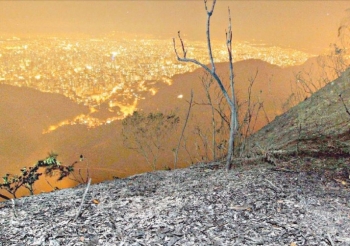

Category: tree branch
[174, 90, 194, 169]
[173, 36, 234, 108]
[205, 0, 216, 73]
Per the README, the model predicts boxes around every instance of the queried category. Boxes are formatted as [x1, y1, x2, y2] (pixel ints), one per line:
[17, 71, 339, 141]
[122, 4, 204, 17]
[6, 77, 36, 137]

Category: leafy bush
[0, 153, 77, 200]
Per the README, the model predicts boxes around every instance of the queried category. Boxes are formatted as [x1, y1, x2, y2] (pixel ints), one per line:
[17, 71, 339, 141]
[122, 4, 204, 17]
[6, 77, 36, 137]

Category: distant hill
[0, 85, 169, 194]
[138, 58, 311, 129]
[0, 85, 89, 164]
[138, 56, 344, 129]
[139, 59, 287, 115]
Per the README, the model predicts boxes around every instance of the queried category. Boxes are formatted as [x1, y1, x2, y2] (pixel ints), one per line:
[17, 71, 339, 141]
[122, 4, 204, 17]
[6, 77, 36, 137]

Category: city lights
[0, 36, 313, 133]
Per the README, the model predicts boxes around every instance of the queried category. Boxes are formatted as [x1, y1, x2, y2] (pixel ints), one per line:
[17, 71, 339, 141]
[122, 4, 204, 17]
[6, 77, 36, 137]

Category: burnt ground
[0, 160, 349, 246]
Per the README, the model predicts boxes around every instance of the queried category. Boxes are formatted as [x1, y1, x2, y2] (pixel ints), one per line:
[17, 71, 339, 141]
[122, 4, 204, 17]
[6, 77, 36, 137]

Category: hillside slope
[246, 67, 350, 160]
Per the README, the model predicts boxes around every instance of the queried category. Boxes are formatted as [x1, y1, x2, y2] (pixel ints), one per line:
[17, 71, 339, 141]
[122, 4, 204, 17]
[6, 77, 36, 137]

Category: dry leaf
[334, 178, 348, 186]
[229, 205, 251, 211]
[92, 199, 100, 204]
[290, 242, 297, 246]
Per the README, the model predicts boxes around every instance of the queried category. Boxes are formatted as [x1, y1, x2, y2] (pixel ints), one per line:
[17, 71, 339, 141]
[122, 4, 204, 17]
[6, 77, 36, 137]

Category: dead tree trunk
[173, 0, 237, 170]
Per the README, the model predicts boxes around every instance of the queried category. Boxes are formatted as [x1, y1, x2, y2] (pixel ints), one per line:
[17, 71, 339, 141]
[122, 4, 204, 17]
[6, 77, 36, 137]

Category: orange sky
[0, 1, 349, 53]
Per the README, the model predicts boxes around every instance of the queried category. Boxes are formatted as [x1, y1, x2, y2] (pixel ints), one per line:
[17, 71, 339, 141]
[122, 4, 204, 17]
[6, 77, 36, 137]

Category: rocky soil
[0, 161, 349, 246]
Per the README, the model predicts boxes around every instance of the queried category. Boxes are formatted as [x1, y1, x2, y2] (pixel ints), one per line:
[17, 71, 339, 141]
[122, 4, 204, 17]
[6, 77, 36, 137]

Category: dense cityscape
[0, 35, 313, 132]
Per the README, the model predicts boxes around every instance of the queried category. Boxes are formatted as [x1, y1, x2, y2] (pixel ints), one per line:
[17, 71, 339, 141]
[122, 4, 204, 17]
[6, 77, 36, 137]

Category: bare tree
[236, 70, 269, 156]
[199, 73, 217, 160]
[285, 18, 350, 113]
[173, 0, 237, 170]
[191, 71, 231, 162]
[174, 90, 194, 169]
[122, 111, 180, 170]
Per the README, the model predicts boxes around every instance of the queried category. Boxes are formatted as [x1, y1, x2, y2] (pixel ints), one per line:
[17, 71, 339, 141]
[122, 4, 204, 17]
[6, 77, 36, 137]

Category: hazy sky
[0, 1, 349, 53]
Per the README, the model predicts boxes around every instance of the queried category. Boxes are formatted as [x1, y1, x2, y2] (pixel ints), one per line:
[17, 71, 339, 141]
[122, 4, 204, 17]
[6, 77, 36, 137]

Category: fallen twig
[73, 178, 91, 222]
[11, 199, 17, 218]
[270, 167, 299, 173]
[265, 178, 281, 191]
[327, 233, 335, 246]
